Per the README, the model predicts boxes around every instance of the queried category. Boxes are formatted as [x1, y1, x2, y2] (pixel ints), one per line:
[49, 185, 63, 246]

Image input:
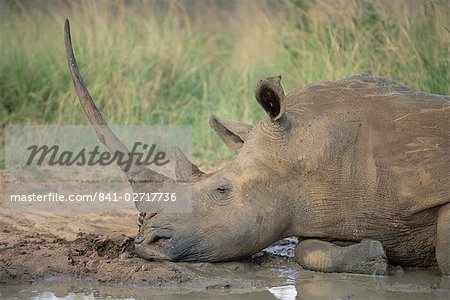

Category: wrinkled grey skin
[64, 20, 450, 275]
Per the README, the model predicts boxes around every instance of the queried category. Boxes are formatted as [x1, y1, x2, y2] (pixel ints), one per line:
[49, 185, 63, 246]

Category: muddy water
[1, 238, 449, 299]
[1, 269, 449, 300]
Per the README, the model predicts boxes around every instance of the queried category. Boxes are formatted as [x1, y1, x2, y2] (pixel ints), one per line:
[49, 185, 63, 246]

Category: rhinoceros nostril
[134, 233, 172, 261]
[147, 213, 157, 219]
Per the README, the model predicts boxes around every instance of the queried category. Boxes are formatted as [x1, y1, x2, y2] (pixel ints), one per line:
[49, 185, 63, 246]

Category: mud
[1, 167, 297, 288]
[0, 221, 297, 288]
[1, 170, 449, 299]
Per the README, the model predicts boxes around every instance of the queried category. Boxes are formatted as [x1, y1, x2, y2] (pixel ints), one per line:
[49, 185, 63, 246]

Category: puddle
[1, 269, 448, 300]
[1, 231, 448, 299]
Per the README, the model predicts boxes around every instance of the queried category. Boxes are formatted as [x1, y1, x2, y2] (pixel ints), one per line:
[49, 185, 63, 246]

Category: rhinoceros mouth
[134, 232, 174, 260]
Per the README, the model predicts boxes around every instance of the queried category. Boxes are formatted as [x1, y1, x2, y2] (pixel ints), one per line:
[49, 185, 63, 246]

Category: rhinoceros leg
[295, 239, 387, 275]
[436, 203, 450, 276]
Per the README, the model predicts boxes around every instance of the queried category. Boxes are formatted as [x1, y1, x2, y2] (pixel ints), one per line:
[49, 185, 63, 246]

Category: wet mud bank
[1, 214, 449, 300]
[0, 227, 296, 288]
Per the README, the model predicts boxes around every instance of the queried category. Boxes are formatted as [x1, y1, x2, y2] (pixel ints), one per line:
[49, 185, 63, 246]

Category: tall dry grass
[1, 0, 449, 166]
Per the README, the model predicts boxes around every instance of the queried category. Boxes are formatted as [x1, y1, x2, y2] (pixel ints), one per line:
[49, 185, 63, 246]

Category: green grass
[1, 0, 449, 167]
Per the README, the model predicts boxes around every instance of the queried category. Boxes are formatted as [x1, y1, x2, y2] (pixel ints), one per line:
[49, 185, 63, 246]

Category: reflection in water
[0, 269, 448, 300]
[295, 270, 450, 300]
[31, 291, 97, 299]
[267, 285, 298, 300]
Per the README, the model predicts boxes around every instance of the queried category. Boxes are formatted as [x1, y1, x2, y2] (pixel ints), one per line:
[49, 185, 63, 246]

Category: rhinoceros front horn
[255, 76, 286, 122]
[64, 19, 169, 185]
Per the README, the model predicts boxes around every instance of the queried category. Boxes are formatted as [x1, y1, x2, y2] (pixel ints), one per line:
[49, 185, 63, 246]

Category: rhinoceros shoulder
[286, 74, 449, 213]
[285, 73, 449, 116]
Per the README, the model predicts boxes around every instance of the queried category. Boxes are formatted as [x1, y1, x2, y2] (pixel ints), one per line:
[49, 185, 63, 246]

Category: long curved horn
[64, 19, 167, 182]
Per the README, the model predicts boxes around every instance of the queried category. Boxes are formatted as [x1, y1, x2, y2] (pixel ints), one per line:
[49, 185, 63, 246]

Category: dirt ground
[1, 169, 449, 299]
[0, 168, 299, 288]
[0, 206, 303, 290]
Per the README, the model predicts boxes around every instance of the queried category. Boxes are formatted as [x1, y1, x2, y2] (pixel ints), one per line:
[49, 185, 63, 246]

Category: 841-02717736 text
[9, 192, 177, 202]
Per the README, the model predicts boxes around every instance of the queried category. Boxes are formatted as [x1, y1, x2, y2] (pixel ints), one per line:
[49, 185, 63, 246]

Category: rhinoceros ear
[255, 76, 286, 122]
[174, 146, 205, 181]
[209, 115, 253, 149]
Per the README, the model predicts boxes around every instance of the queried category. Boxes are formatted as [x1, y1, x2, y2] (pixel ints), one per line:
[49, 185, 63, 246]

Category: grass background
[1, 0, 449, 167]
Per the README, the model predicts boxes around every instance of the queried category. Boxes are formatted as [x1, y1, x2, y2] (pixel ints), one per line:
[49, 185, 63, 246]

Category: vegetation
[1, 0, 449, 167]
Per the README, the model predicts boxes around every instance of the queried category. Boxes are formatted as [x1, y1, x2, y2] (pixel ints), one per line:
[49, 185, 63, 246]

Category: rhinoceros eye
[210, 184, 232, 205]
[216, 185, 229, 194]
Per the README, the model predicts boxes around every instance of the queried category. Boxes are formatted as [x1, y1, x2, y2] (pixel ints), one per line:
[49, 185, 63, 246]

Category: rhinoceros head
[65, 20, 295, 262]
[134, 76, 295, 262]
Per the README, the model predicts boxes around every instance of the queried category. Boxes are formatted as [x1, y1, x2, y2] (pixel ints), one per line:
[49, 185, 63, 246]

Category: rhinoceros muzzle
[134, 230, 174, 261]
